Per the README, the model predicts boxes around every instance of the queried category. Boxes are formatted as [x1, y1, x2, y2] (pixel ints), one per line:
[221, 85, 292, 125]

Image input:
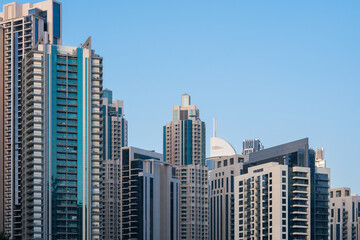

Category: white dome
[210, 137, 236, 157]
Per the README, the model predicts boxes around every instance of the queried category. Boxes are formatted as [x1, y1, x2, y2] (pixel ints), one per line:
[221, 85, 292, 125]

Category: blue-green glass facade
[103, 89, 112, 104]
[46, 45, 93, 239]
[309, 149, 330, 240]
[183, 120, 192, 165]
[53, 2, 61, 44]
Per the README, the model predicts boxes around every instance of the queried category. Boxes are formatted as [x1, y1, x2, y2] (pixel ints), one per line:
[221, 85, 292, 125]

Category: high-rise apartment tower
[209, 154, 246, 240]
[0, 0, 61, 236]
[20, 37, 103, 239]
[164, 94, 209, 239]
[234, 138, 330, 240]
[100, 88, 128, 239]
[119, 147, 180, 240]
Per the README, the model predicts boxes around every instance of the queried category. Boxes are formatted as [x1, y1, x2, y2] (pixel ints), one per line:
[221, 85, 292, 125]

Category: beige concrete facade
[0, 0, 62, 45]
[330, 187, 360, 240]
[0, 24, 4, 233]
[0, 1, 62, 238]
[101, 92, 127, 239]
[177, 164, 208, 239]
[164, 94, 209, 239]
[209, 154, 246, 240]
[235, 162, 312, 240]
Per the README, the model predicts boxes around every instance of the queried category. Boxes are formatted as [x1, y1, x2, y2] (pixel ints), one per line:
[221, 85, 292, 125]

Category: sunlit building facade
[20, 37, 103, 239]
[329, 187, 360, 240]
[0, 0, 61, 236]
[234, 138, 330, 240]
[209, 154, 246, 240]
[100, 89, 127, 239]
[164, 94, 209, 239]
[242, 139, 263, 156]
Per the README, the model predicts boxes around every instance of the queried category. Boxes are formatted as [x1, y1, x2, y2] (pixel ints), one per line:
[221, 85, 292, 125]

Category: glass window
[53, 3, 61, 38]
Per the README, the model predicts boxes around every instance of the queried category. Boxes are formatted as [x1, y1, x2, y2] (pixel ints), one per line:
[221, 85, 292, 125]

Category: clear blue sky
[3, 0, 360, 192]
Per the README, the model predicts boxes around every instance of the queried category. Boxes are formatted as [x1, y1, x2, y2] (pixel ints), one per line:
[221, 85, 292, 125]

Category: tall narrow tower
[164, 94, 209, 239]
[0, 1, 62, 237]
[21, 37, 103, 239]
[101, 88, 128, 239]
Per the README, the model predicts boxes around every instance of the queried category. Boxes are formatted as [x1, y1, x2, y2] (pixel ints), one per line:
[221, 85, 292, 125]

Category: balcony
[292, 217, 308, 222]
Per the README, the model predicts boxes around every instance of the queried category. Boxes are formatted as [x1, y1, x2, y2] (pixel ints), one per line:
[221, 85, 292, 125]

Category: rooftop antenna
[213, 118, 215, 137]
[216, 118, 217, 137]
[213, 118, 218, 137]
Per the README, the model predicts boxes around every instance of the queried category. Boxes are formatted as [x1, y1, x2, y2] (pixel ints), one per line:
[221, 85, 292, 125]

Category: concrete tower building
[329, 187, 360, 240]
[234, 138, 331, 240]
[164, 94, 209, 239]
[235, 162, 316, 240]
[20, 37, 103, 239]
[209, 154, 246, 240]
[207, 129, 245, 240]
[102, 88, 127, 160]
[100, 88, 128, 239]
[119, 147, 180, 240]
[242, 139, 264, 156]
[0, 0, 61, 236]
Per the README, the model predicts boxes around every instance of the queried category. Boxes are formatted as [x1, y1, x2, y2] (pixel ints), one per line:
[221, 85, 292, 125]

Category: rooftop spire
[213, 118, 218, 137]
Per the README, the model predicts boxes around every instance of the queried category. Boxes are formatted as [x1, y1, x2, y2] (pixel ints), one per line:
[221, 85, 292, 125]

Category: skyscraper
[234, 138, 330, 240]
[209, 154, 246, 240]
[102, 88, 127, 160]
[164, 93, 205, 166]
[315, 147, 326, 168]
[164, 94, 209, 239]
[20, 37, 103, 239]
[119, 147, 180, 240]
[242, 139, 264, 156]
[0, 0, 61, 237]
[329, 187, 360, 240]
[101, 88, 127, 239]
